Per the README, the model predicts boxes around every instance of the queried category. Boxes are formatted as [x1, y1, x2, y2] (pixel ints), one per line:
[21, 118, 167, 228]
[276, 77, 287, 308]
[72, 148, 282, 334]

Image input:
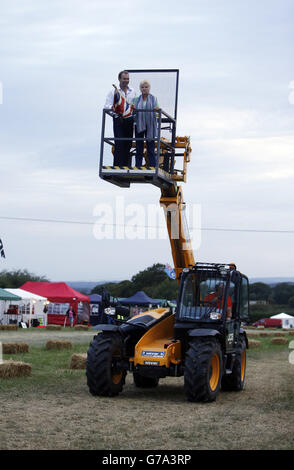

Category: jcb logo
[227, 333, 234, 344]
[289, 340, 294, 365]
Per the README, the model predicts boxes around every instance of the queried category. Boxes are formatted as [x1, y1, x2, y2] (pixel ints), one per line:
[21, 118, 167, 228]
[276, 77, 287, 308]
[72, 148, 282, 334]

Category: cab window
[240, 276, 249, 319]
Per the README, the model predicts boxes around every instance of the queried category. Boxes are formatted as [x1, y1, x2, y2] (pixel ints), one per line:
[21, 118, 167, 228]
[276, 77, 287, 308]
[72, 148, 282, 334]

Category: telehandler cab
[86, 69, 249, 402]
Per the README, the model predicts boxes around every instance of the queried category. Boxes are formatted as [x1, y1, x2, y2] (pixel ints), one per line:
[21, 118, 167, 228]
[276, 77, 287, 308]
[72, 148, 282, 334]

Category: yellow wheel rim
[209, 353, 220, 391]
[241, 350, 246, 381]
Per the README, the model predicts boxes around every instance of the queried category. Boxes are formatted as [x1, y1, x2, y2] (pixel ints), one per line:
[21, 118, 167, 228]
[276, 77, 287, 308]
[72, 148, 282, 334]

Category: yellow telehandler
[86, 69, 249, 402]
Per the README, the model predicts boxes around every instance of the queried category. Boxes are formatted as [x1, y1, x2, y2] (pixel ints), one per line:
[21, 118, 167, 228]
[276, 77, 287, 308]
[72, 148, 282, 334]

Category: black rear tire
[86, 333, 126, 396]
[184, 338, 223, 402]
[133, 372, 159, 388]
[222, 337, 246, 391]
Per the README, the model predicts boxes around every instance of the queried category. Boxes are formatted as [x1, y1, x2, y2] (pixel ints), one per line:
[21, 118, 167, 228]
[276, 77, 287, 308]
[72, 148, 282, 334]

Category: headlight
[210, 311, 221, 320]
[104, 307, 116, 316]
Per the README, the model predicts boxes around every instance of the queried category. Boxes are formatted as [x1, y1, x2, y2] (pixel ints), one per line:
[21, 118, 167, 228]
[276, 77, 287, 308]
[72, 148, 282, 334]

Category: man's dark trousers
[113, 116, 134, 166]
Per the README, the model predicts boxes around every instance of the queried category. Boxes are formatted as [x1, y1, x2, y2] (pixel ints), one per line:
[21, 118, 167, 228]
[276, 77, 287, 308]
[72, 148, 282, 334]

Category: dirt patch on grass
[0, 346, 293, 450]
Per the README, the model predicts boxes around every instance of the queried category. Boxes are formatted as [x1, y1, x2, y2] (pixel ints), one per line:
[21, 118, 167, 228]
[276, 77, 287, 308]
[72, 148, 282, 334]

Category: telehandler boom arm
[160, 183, 195, 283]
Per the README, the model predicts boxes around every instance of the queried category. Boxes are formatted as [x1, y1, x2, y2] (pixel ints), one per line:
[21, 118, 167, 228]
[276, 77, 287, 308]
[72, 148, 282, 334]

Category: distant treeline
[91, 271, 294, 307]
[249, 282, 294, 307]
[91, 264, 178, 300]
[0, 269, 49, 289]
[1, 267, 294, 309]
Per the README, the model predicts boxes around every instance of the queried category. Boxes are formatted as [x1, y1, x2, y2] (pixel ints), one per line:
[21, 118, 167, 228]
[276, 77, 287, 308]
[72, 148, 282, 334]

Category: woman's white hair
[140, 79, 151, 89]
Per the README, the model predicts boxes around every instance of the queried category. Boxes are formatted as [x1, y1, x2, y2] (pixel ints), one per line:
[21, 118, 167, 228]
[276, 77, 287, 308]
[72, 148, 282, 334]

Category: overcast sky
[0, 0, 293, 282]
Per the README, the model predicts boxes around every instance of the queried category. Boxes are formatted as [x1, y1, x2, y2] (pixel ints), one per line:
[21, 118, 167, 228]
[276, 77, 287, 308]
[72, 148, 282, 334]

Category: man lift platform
[99, 69, 191, 189]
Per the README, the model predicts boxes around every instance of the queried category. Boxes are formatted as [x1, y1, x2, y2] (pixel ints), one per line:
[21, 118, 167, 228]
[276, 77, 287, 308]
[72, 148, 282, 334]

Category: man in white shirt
[104, 70, 136, 167]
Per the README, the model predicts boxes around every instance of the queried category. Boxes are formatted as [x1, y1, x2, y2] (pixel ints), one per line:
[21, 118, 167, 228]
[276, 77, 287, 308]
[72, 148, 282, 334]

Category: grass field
[0, 328, 293, 450]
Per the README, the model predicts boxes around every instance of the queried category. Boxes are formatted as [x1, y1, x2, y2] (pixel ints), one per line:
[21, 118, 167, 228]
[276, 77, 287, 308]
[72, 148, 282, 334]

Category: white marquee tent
[0, 288, 22, 323]
[4, 288, 48, 327]
[270, 313, 294, 329]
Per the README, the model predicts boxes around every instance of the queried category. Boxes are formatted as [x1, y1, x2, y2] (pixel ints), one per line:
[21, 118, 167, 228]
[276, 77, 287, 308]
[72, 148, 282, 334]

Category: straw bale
[0, 324, 18, 331]
[0, 360, 32, 379]
[45, 340, 72, 350]
[259, 332, 271, 338]
[270, 337, 289, 346]
[74, 325, 89, 331]
[248, 339, 261, 348]
[273, 331, 286, 337]
[246, 332, 260, 338]
[288, 330, 294, 336]
[2, 342, 29, 354]
[69, 353, 87, 369]
[46, 325, 62, 331]
[257, 325, 265, 329]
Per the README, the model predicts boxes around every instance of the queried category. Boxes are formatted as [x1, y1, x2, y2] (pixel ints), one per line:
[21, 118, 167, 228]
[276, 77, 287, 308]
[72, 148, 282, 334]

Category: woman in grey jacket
[133, 80, 159, 168]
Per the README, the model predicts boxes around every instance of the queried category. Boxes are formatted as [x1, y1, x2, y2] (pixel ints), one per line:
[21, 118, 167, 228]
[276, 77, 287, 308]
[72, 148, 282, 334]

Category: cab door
[225, 281, 239, 353]
[225, 275, 249, 352]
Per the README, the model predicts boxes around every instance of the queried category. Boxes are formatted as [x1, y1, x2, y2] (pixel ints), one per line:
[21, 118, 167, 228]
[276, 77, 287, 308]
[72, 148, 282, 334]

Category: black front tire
[86, 333, 126, 397]
[184, 338, 223, 402]
[133, 372, 159, 388]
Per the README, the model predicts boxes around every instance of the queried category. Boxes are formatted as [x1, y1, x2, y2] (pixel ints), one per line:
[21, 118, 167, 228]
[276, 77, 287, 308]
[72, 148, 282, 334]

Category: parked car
[252, 318, 282, 328]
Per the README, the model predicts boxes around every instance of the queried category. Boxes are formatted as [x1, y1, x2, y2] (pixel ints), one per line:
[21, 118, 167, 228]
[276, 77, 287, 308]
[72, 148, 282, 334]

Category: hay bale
[257, 325, 265, 329]
[0, 324, 18, 331]
[273, 331, 286, 337]
[74, 325, 89, 331]
[288, 330, 294, 336]
[45, 340, 72, 350]
[8, 324, 18, 331]
[270, 337, 289, 346]
[259, 332, 271, 338]
[2, 342, 29, 354]
[0, 360, 32, 379]
[246, 332, 260, 338]
[69, 353, 87, 369]
[248, 339, 261, 348]
[46, 325, 62, 331]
